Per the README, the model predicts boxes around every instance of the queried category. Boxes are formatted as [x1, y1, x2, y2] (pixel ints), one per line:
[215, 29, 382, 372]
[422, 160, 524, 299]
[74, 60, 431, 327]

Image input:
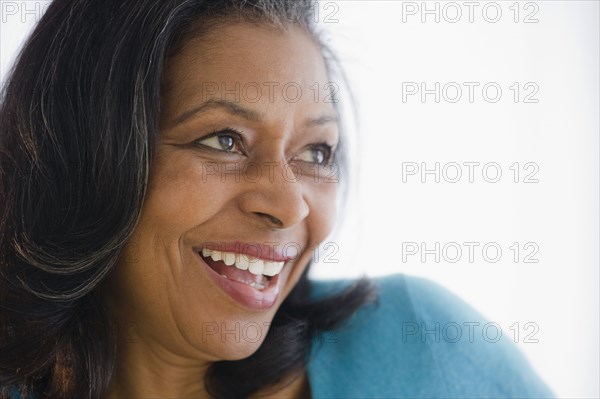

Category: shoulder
[307, 273, 555, 398]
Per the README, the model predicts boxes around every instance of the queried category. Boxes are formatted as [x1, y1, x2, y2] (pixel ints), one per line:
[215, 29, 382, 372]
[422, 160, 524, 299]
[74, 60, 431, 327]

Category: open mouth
[198, 248, 284, 291]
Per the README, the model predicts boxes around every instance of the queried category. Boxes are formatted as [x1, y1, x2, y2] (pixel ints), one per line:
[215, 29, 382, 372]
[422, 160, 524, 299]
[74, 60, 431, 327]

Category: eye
[194, 128, 244, 154]
[296, 144, 333, 165]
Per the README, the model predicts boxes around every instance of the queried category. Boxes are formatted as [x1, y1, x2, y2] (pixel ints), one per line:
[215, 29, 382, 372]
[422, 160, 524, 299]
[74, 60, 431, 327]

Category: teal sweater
[306, 273, 555, 398]
[7, 273, 554, 398]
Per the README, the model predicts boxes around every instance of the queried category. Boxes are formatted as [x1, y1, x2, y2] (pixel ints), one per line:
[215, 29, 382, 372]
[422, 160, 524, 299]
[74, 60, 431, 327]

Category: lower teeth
[249, 281, 266, 290]
[220, 274, 266, 290]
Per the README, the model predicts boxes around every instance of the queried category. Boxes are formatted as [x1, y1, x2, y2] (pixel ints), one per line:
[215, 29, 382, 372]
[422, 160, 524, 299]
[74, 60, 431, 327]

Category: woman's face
[103, 22, 339, 362]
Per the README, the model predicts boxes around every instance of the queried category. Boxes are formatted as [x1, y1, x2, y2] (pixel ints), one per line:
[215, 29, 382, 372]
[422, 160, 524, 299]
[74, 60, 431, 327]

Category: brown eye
[195, 129, 244, 154]
[296, 144, 332, 165]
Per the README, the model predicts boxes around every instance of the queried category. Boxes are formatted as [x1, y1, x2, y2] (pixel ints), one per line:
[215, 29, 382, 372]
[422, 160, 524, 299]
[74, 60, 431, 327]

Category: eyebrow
[175, 99, 262, 125]
[174, 98, 339, 128]
[303, 114, 339, 128]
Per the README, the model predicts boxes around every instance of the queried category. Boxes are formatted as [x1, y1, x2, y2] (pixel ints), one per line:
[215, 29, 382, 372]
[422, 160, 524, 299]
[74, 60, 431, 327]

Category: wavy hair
[0, 1, 377, 398]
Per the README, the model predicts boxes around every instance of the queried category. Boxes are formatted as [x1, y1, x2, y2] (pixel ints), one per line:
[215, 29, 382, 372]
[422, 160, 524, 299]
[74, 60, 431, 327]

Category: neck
[106, 341, 311, 399]
[106, 335, 211, 398]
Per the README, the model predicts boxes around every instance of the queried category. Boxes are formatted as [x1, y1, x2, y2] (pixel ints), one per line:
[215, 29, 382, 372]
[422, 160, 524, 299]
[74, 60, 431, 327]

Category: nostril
[254, 212, 283, 227]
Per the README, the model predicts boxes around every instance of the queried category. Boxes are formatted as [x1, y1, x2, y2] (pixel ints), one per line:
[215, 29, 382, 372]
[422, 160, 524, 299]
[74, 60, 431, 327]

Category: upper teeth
[201, 248, 285, 277]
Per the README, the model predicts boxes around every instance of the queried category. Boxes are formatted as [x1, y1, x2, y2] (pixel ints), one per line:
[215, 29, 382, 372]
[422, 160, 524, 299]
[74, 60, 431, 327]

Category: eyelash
[193, 127, 336, 165]
[193, 127, 246, 154]
[303, 142, 335, 165]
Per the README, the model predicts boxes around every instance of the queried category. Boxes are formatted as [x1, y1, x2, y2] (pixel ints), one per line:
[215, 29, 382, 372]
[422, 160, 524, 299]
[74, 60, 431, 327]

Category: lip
[193, 241, 298, 262]
[193, 249, 284, 310]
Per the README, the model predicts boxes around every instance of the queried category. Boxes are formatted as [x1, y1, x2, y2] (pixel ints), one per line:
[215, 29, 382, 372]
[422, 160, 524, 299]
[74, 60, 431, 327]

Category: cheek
[142, 152, 237, 232]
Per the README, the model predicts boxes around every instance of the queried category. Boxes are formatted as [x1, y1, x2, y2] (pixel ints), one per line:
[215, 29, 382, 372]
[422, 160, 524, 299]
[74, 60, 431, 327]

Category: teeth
[263, 261, 284, 276]
[210, 251, 222, 262]
[223, 252, 236, 266]
[248, 259, 264, 276]
[235, 253, 250, 270]
[249, 281, 266, 290]
[201, 249, 285, 277]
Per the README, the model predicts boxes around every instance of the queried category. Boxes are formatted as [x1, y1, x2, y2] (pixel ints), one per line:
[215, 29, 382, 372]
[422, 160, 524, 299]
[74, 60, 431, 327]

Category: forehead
[162, 22, 333, 113]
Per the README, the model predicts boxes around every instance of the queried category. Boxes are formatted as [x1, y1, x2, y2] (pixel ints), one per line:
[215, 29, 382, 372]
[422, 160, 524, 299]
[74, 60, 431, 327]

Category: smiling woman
[99, 17, 349, 396]
[0, 1, 555, 399]
[0, 1, 375, 397]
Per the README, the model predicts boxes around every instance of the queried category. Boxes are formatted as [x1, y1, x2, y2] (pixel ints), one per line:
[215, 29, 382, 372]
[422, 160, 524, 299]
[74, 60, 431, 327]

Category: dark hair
[0, 1, 377, 398]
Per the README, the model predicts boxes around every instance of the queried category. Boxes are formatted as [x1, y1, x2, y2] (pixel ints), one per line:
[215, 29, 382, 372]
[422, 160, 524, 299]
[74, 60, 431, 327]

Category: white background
[1, 1, 598, 398]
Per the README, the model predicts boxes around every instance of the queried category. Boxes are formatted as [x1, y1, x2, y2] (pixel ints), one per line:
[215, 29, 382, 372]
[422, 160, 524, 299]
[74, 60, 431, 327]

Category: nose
[237, 161, 309, 230]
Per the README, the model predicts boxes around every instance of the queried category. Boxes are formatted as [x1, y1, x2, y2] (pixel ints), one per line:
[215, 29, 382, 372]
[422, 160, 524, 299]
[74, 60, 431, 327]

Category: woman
[0, 1, 554, 398]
